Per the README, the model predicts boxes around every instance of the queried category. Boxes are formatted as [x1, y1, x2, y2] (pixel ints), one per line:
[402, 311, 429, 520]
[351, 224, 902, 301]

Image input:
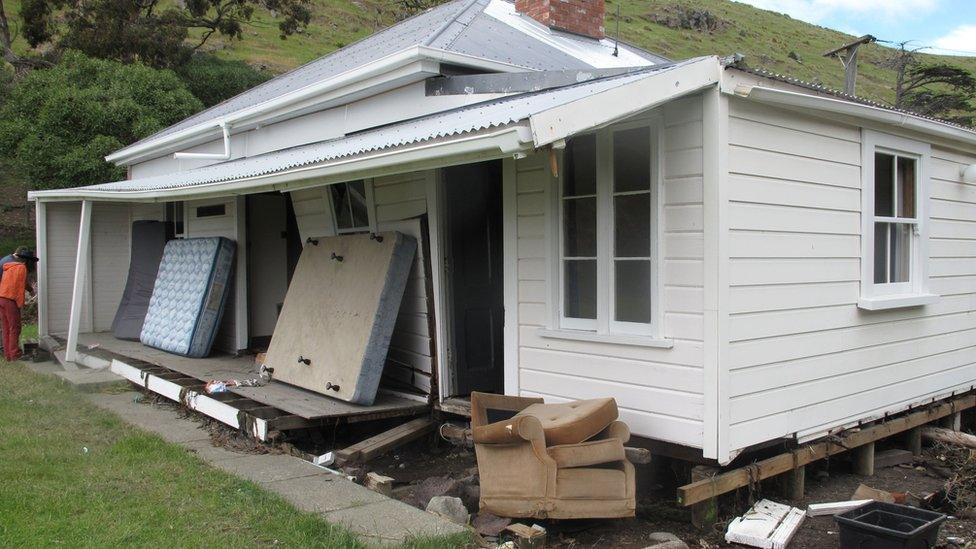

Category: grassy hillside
[4, 0, 975, 108]
[200, 0, 976, 109]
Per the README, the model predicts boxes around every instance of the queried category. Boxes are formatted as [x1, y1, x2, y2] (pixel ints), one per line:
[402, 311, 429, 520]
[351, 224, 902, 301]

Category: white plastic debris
[726, 499, 805, 549]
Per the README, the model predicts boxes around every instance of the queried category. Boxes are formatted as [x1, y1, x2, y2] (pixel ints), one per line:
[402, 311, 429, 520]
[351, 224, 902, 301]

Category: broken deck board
[68, 333, 428, 421]
[335, 417, 435, 464]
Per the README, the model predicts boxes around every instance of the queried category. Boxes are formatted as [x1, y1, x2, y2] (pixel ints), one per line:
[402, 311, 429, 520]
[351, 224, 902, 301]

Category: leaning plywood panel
[112, 221, 171, 340]
[266, 231, 416, 405]
[140, 237, 236, 358]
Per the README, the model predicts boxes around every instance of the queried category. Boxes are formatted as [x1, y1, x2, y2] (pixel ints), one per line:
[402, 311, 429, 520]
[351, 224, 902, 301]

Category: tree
[900, 64, 976, 126]
[886, 42, 976, 126]
[0, 51, 203, 190]
[176, 54, 271, 108]
[19, 0, 312, 68]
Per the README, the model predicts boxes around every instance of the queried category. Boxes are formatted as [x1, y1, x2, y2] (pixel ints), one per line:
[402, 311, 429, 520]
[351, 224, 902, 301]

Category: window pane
[564, 260, 597, 319]
[875, 152, 894, 217]
[889, 223, 911, 283]
[897, 157, 916, 218]
[330, 184, 352, 229]
[348, 180, 370, 228]
[614, 193, 650, 257]
[613, 127, 651, 192]
[615, 260, 651, 323]
[563, 197, 597, 257]
[874, 223, 888, 284]
[564, 134, 597, 197]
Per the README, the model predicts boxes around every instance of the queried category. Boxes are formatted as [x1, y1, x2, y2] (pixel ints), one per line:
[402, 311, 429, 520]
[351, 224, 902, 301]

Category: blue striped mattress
[140, 237, 236, 358]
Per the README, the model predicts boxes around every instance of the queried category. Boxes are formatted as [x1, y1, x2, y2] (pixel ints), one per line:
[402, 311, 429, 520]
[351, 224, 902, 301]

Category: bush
[0, 51, 203, 190]
[177, 54, 272, 108]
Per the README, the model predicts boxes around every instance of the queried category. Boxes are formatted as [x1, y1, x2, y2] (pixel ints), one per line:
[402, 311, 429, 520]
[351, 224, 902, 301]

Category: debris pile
[926, 440, 976, 515]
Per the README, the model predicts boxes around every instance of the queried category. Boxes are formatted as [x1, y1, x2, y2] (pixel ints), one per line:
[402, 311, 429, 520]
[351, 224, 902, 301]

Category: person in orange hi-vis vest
[0, 248, 38, 361]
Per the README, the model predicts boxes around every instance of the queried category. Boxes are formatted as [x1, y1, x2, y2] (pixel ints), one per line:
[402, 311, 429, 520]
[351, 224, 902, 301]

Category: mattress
[265, 231, 416, 405]
[112, 221, 172, 340]
[140, 237, 236, 358]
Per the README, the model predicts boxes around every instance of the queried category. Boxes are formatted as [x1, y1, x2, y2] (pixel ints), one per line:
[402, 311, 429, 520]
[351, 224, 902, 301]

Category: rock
[645, 542, 688, 549]
[410, 476, 459, 508]
[426, 496, 470, 525]
[645, 532, 688, 549]
[473, 512, 511, 536]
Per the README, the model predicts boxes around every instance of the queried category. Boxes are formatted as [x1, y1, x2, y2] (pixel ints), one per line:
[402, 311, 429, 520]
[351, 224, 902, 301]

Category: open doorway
[442, 160, 505, 396]
[245, 192, 301, 349]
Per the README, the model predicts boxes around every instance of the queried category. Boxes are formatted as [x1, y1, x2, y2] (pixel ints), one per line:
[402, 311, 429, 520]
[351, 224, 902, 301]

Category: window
[860, 131, 937, 310]
[195, 204, 226, 218]
[329, 180, 371, 233]
[557, 124, 658, 336]
[165, 201, 184, 237]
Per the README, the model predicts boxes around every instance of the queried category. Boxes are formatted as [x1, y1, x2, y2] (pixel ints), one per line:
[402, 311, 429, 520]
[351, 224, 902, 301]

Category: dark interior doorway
[245, 192, 301, 349]
[443, 160, 504, 396]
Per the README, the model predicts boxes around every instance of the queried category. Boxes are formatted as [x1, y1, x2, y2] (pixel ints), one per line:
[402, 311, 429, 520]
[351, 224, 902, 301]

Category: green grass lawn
[0, 360, 472, 547]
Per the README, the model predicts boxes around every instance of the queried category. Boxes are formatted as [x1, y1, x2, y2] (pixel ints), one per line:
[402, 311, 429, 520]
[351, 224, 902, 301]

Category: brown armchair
[470, 392, 636, 519]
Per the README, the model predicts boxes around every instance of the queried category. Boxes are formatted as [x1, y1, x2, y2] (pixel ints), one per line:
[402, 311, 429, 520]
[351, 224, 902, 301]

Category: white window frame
[859, 130, 937, 310]
[554, 119, 663, 337]
[327, 179, 376, 235]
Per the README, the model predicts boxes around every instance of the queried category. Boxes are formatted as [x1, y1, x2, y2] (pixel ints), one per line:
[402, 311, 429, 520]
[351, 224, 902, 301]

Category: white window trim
[858, 130, 938, 310]
[326, 179, 376, 235]
[550, 119, 664, 338]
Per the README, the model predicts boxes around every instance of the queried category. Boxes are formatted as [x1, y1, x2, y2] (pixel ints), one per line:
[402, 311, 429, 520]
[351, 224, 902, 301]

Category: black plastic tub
[835, 501, 946, 549]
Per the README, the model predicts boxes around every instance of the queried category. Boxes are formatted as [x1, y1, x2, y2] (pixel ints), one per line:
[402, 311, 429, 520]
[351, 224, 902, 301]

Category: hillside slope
[201, 0, 976, 110]
[4, 0, 975, 110]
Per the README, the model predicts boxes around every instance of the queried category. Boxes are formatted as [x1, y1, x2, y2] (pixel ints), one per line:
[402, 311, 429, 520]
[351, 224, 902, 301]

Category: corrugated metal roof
[122, 0, 668, 154]
[75, 62, 684, 193]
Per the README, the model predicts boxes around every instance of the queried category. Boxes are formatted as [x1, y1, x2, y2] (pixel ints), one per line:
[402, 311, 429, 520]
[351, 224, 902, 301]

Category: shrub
[0, 51, 203, 190]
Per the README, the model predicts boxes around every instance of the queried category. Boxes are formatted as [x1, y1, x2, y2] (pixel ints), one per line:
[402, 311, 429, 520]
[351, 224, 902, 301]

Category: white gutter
[106, 46, 528, 166]
[173, 122, 231, 160]
[737, 85, 976, 147]
[32, 125, 534, 202]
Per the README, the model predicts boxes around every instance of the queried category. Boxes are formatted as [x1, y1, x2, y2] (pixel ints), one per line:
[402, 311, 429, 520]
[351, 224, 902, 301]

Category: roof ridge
[422, 0, 484, 48]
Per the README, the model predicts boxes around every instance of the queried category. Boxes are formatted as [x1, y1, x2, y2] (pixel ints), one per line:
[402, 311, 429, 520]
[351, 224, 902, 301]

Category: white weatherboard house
[30, 0, 976, 465]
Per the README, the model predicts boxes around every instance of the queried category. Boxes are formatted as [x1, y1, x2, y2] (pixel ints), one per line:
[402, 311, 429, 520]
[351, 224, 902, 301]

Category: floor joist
[678, 394, 976, 507]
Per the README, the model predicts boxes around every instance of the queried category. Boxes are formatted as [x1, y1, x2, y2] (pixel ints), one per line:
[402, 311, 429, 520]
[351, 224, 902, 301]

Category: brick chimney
[515, 0, 606, 40]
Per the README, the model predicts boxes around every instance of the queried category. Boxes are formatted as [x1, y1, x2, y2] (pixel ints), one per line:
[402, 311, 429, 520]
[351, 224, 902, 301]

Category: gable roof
[111, 0, 667, 163]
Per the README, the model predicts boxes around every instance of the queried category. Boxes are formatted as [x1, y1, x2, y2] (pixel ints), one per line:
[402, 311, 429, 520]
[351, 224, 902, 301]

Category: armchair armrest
[473, 415, 545, 445]
[597, 420, 631, 444]
[547, 438, 626, 468]
[470, 392, 544, 428]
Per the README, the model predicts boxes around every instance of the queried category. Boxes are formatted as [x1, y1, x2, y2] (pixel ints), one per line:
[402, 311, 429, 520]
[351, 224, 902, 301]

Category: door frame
[429, 162, 511, 399]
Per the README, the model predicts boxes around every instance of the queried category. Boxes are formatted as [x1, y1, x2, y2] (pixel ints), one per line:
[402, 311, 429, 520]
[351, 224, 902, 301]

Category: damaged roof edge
[104, 46, 529, 166]
[31, 125, 535, 202]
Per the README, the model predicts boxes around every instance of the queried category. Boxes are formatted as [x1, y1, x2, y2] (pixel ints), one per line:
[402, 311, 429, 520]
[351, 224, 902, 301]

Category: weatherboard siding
[725, 98, 976, 452]
[45, 202, 92, 335]
[90, 203, 132, 331]
[373, 172, 435, 397]
[514, 98, 707, 449]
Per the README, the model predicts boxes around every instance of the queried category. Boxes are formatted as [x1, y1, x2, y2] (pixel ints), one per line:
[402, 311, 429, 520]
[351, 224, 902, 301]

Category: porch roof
[30, 57, 721, 202]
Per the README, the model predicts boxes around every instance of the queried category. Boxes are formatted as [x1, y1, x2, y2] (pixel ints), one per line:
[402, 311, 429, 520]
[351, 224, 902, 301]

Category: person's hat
[13, 248, 38, 262]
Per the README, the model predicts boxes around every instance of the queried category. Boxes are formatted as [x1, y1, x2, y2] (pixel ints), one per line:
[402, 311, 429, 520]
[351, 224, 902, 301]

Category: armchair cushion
[556, 467, 628, 500]
[548, 438, 626, 468]
[515, 398, 617, 445]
